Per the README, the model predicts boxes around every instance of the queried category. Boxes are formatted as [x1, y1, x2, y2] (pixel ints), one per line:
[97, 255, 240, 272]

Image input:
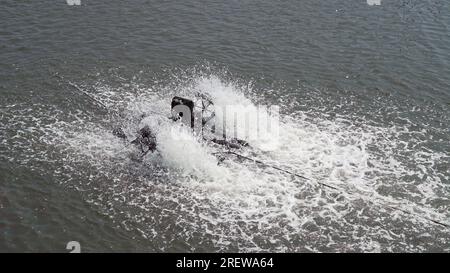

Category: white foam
[1, 72, 448, 252]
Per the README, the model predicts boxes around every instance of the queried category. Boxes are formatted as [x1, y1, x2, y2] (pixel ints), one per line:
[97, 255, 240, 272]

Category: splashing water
[1, 71, 449, 252]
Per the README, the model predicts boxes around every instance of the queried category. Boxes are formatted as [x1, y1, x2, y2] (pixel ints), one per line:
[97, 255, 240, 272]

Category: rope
[221, 150, 450, 229]
[223, 151, 339, 190]
[55, 73, 168, 119]
[55, 73, 111, 112]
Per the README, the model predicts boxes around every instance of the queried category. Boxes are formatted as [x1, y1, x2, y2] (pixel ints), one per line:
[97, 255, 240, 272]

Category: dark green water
[0, 0, 449, 252]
